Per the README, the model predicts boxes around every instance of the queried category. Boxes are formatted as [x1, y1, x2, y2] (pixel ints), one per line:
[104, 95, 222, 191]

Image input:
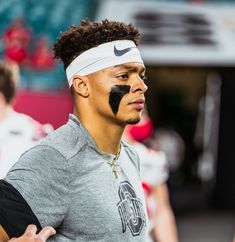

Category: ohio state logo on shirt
[117, 181, 146, 236]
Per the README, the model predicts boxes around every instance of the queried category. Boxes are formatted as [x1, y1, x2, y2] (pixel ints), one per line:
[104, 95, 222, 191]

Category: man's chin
[126, 117, 141, 125]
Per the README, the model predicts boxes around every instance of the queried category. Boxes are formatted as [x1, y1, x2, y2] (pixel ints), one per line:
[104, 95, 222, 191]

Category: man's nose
[131, 76, 148, 93]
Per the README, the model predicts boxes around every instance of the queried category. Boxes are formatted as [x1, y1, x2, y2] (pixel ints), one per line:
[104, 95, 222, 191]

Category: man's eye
[117, 74, 128, 79]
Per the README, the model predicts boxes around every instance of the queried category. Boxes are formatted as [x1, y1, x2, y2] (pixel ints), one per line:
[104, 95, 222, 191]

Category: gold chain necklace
[104, 146, 121, 179]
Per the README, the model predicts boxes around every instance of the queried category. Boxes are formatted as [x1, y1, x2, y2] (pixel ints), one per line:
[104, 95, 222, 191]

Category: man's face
[86, 62, 148, 125]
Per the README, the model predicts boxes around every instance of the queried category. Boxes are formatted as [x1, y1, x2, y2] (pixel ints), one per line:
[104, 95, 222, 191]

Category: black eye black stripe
[109, 85, 131, 115]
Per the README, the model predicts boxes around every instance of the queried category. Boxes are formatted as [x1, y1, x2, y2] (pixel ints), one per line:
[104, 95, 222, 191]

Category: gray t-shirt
[5, 114, 147, 242]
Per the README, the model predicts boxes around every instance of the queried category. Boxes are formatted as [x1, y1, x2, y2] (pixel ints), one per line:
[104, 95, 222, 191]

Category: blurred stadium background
[0, 0, 234, 241]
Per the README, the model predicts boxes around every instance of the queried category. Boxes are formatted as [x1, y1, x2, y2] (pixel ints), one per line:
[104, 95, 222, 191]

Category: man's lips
[128, 98, 145, 110]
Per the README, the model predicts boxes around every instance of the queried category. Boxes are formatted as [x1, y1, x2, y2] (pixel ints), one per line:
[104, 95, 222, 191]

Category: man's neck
[75, 111, 123, 155]
[87, 121, 123, 155]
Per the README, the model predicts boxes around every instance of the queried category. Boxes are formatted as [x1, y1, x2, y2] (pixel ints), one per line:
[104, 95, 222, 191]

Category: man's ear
[72, 76, 89, 97]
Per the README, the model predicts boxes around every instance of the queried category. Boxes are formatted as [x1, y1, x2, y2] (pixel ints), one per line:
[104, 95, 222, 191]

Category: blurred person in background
[149, 128, 185, 173]
[3, 17, 32, 65]
[123, 109, 179, 242]
[0, 60, 53, 179]
[0, 19, 148, 242]
[30, 36, 55, 70]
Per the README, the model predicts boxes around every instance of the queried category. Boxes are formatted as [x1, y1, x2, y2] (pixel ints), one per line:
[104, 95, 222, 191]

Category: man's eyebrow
[113, 64, 145, 73]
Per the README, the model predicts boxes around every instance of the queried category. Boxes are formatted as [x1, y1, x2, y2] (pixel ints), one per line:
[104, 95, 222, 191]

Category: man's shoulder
[39, 121, 87, 160]
[122, 140, 140, 171]
[5, 121, 88, 182]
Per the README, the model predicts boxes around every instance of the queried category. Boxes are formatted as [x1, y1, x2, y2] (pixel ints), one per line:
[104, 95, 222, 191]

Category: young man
[0, 19, 148, 242]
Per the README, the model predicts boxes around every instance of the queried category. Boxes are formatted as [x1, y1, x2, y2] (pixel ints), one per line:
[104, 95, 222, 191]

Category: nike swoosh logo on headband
[114, 45, 134, 56]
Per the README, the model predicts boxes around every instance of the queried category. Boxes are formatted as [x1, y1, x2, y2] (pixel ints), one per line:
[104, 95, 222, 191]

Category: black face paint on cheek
[109, 85, 131, 115]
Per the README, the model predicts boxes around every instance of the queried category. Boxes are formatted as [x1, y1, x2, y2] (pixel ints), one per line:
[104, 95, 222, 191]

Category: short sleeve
[5, 145, 70, 228]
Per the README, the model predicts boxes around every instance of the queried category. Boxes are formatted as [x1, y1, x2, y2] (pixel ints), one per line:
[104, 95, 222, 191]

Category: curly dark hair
[53, 19, 141, 69]
[0, 62, 16, 104]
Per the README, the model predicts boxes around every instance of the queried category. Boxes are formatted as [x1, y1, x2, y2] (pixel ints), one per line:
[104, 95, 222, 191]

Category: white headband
[66, 40, 143, 87]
